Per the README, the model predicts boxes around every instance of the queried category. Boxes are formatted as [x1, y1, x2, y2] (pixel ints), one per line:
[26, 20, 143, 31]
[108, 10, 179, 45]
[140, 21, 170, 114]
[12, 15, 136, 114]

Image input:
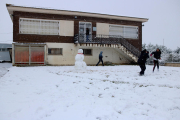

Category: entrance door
[79, 22, 92, 43]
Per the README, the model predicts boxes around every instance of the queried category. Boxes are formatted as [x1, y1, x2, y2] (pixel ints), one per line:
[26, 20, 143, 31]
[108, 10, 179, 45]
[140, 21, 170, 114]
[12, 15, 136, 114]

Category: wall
[46, 43, 76, 65]
[46, 43, 130, 65]
[96, 23, 109, 35]
[13, 11, 142, 51]
[59, 20, 74, 36]
[165, 63, 180, 67]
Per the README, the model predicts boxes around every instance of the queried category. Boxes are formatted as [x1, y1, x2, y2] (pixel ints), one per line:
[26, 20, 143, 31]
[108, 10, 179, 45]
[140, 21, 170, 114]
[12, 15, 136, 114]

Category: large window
[19, 18, 60, 35]
[109, 25, 138, 39]
[48, 48, 63, 55]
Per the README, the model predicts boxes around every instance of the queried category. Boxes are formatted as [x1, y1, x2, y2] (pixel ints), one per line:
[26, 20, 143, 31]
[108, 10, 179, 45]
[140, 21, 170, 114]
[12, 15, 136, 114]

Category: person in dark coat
[150, 48, 161, 72]
[86, 28, 89, 42]
[138, 49, 149, 76]
[96, 51, 104, 66]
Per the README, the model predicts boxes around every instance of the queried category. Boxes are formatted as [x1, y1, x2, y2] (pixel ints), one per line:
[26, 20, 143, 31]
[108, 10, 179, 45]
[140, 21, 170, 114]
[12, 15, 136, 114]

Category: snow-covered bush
[142, 43, 180, 63]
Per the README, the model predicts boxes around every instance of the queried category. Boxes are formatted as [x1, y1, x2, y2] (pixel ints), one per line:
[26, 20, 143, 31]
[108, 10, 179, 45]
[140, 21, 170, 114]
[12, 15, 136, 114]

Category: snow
[0, 63, 12, 78]
[0, 65, 180, 120]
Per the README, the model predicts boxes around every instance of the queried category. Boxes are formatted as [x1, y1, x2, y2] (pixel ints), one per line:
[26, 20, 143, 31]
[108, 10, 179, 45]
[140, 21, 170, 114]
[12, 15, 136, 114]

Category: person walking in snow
[150, 48, 161, 72]
[138, 49, 149, 76]
[96, 51, 104, 66]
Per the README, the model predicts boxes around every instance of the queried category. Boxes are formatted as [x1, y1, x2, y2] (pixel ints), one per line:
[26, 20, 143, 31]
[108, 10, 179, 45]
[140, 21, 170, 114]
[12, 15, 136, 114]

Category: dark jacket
[138, 50, 149, 64]
[99, 51, 103, 59]
[151, 50, 161, 59]
[86, 29, 89, 35]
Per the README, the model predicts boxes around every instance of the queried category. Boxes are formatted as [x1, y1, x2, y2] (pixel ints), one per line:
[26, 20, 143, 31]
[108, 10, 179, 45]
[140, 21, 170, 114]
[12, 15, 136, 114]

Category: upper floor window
[109, 25, 138, 39]
[19, 18, 59, 35]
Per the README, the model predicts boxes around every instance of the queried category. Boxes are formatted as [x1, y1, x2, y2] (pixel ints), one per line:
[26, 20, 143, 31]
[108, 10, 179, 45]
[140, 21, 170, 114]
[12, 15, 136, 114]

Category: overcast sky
[0, 0, 179, 50]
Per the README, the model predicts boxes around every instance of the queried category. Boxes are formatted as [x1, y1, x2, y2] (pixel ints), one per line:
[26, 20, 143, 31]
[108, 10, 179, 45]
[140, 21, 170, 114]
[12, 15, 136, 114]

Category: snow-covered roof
[6, 4, 148, 23]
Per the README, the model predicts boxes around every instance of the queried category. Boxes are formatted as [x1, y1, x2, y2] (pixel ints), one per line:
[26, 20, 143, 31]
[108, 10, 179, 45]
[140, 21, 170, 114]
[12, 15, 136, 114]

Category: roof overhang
[6, 4, 148, 23]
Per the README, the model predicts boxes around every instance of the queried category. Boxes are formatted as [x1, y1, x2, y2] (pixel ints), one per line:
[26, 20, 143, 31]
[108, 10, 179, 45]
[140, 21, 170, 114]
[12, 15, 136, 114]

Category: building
[0, 43, 12, 62]
[6, 4, 148, 66]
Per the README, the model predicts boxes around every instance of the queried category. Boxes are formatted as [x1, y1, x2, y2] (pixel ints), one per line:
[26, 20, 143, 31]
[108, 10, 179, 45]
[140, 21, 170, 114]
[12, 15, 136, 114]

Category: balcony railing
[74, 34, 140, 58]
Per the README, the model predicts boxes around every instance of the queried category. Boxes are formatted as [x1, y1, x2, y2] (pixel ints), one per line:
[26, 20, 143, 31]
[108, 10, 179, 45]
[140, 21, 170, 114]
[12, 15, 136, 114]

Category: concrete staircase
[76, 43, 139, 63]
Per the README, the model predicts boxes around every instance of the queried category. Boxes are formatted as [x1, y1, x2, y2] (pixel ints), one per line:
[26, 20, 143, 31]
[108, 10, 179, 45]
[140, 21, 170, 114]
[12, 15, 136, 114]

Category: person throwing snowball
[150, 48, 161, 72]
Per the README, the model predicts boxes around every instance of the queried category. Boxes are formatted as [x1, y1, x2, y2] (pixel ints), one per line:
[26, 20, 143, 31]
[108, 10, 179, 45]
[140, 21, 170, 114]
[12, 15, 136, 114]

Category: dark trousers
[153, 60, 159, 71]
[86, 35, 89, 42]
[139, 63, 146, 75]
[96, 58, 104, 66]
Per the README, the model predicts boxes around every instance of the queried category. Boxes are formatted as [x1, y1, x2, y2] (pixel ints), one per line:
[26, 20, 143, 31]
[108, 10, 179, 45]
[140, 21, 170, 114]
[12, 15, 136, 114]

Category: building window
[19, 18, 59, 35]
[0, 48, 7, 51]
[83, 49, 92, 55]
[48, 48, 62, 55]
[109, 25, 138, 39]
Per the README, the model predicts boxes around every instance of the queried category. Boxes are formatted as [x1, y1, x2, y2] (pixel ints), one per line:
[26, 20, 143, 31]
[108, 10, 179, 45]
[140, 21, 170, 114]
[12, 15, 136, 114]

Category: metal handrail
[74, 34, 141, 57]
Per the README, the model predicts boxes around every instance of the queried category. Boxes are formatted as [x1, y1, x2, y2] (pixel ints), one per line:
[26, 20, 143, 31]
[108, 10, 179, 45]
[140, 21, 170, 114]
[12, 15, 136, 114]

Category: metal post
[12, 43, 15, 65]
[29, 45, 31, 65]
[101, 35, 102, 44]
[44, 45, 46, 65]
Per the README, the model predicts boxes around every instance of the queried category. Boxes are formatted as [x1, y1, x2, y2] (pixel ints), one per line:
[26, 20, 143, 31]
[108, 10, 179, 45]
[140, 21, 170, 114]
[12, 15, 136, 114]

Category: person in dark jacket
[86, 28, 89, 42]
[150, 48, 161, 72]
[138, 49, 149, 76]
[96, 51, 104, 66]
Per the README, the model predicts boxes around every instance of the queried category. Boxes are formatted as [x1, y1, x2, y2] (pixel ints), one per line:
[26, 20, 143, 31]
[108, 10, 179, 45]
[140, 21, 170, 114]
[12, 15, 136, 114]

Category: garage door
[15, 45, 45, 65]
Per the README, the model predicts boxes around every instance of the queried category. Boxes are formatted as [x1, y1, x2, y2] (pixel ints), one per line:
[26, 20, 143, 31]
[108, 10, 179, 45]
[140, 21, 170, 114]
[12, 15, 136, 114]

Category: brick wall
[13, 11, 142, 51]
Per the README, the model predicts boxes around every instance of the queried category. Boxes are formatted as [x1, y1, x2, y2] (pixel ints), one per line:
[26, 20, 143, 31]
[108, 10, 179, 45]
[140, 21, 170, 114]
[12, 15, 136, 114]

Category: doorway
[79, 22, 92, 43]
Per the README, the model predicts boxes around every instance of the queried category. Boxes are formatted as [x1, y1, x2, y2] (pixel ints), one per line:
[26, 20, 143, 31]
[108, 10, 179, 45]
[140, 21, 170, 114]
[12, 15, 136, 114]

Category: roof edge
[6, 4, 149, 23]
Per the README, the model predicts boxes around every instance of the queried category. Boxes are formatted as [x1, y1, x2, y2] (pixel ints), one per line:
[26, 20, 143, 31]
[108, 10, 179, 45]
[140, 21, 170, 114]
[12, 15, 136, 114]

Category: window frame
[109, 24, 139, 39]
[19, 18, 60, 35]
[82, 49, 92, 56]
[48, 48, 63, 55]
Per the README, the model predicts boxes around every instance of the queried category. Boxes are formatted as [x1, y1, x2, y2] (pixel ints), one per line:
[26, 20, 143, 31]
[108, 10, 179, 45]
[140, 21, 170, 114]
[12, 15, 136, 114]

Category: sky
[0, 0, 179, 50]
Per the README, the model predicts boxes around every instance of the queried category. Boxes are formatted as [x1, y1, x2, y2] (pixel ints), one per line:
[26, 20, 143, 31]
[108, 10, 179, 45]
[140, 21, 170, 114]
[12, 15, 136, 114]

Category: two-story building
[6, 4, 148, 66]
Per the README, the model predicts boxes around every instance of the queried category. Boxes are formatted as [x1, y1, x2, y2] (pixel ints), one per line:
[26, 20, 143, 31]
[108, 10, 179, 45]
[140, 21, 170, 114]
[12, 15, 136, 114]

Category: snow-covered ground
[0, 63, 12, 79]
[0, 65, 180, 120]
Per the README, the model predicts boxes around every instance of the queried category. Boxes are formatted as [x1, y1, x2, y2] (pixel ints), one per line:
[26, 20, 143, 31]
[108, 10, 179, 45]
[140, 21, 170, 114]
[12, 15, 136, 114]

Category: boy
[150, 48, 161, 72]
[138, 49, 149, 76]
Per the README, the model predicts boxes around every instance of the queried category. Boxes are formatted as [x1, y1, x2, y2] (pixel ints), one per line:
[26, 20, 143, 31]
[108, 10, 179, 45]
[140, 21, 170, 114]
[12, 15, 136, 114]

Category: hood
[141, 49, 146, 54]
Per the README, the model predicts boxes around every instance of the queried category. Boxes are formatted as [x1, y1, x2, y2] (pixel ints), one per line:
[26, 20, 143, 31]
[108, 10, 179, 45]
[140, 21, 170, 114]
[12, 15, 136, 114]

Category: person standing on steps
[138, 49, 149, 76]
[96, 51, 104, 66]
[150, 48, 161, 72]
[86, 28, 89, 42]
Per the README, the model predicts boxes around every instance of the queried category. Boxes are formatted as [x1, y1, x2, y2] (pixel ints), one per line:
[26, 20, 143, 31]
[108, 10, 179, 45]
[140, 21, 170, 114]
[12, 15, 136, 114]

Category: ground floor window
[48, 48, 63, 55]
[82, 49, 92, 55]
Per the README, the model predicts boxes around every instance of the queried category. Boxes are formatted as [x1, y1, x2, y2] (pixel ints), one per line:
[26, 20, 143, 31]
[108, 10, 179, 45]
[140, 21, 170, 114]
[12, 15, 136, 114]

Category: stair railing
[74, 34, 141, 57]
